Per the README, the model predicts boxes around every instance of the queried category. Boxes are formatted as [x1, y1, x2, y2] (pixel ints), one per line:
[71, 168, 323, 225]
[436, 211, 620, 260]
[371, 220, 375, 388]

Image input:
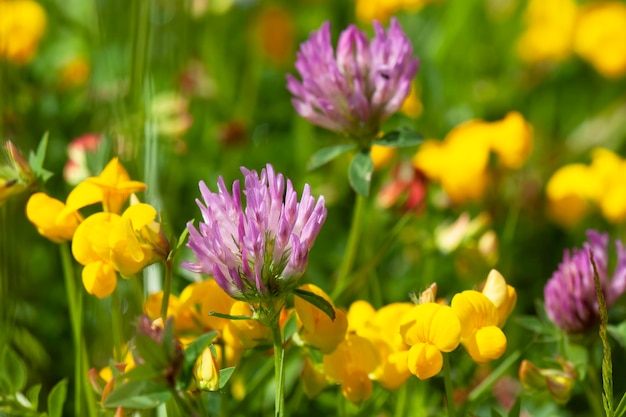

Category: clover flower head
[184, 164, 327, 301]
[544, 230, 626, 334]
[287, 18, 419, 142]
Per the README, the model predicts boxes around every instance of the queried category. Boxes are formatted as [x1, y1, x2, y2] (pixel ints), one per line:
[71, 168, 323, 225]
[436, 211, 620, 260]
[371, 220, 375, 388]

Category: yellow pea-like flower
[0, 0, 47, 64]
[295, 284, 348, 354]
[370, 145, 397, 171]
[399, 303, 461, 379]
[481, 269, 517, 327]
[195, 347, 220, 392]
[451, 290, 507, 363]
[63, 157, 146, 215]
[322, 333, 379, 405]
[228, 302, 271, 349]
[26, 192, 81, 243]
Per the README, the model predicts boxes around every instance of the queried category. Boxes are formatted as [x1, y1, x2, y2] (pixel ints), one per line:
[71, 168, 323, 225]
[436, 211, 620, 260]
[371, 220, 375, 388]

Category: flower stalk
[270, 313, 286, 417]
[442, 353, 456, 417]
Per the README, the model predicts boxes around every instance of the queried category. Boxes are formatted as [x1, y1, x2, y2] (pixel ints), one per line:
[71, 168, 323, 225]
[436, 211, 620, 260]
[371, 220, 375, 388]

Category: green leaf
[122, 364, 163, 382]
[348, 150, 373, 197]
[180, 331, 219, 387]
[608, 322, 626, 349]
[26, 383, 42, 410]
[218, 367, 235, 389]
[307, 144, 356, 171]
[373, 128, 423, 148]
[28, 132, 53, 183]
[563, 339, 589, 381]
[103, 380, 172, 409]
[47, 379, 68, 417]
[1, 346, 27, 393]
[135, 334, 168, 368]
[614, 391, 626, 417]
[293, 288, 336, 321]
[490, 407, 506, 417]
[208, 311, 253, 320]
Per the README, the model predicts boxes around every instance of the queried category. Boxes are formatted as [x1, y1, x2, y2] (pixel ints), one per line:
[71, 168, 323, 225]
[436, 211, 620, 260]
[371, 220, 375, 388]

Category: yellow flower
[487, 112, 533, 170]
[59, 56, 90, 89]
[228, 302, 272, 349]
[480, 269, 516, 327]
[399, 303, 461, 379]
[517, 0, 577, 64]
[413, 125, 490, 204]
[295, 284, 348, 354]
[195, 347, 220, 391]
[355, 0, 440, 23]
[400, 83, 423, 119]
[63, 157, 146, 215]
[26, 192, 82, 243]
[352, 302, 413, 389]
[301, 357, 330, 398]
[573, 2, 626, 78]
[322, 333, 379, 405]
[451, 290, 507, 363]
[72, 212, 119, 298]
[109, 202, 168, 277]
[546, 163, 596, 227]
[370, 145, 397, 170]
[0, 0, 46, 64]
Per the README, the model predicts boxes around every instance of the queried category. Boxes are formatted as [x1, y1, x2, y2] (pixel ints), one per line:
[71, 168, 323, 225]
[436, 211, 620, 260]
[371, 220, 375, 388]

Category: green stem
[111, 286, 124, 362]
[442, 353, 456, 417]
[160, 260, 173, 322]
[59, 243, 83, 417]
[393, 384, 407, 417]
[332, 194, 366, 299]
[270, 316, 285, 417]
[586, 363, 606, 417]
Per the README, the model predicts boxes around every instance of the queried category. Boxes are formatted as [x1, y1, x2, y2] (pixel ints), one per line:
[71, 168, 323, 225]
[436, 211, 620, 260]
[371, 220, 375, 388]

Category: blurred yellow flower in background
[355, 0, 441, 23]
[517, 0, 577, 64]
[370, 145, 397, 170]
[0, 0, 46, 64]
[573, 2, 626, 78]
[413, 112, 532, 204]
[322, 333, 379, 404]
[546, 148, 626, 226]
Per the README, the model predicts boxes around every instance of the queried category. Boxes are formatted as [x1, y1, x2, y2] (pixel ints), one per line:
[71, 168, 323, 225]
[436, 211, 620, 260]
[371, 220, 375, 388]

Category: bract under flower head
[184, 163, 327, 302]
[287, 18, 419, 144]
[544, 230, 626, 334]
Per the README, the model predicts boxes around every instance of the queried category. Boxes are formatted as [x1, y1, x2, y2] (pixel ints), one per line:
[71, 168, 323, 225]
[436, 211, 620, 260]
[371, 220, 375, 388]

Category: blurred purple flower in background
[544, 230, 626, 334]
[287, 18, 419, 144]
[184, 164, 327, 301]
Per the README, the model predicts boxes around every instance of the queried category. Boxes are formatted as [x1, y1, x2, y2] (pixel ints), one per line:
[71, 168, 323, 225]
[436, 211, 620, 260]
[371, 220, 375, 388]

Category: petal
[407, 343, 443, 380]
[399, 303, 460, 352]
[451, 290, 499, 339]
[82, 260, 117, 298]
[347, 300, 376, 333]
[463, 326, 507, 363]
[63, 181, 104, 215]
[72, 212, 118, 265]
[122, 203, 157, 230]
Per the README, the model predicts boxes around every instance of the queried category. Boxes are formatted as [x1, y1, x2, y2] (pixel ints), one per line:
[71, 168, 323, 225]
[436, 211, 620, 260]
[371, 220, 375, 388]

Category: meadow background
[2, 0, 626, 416]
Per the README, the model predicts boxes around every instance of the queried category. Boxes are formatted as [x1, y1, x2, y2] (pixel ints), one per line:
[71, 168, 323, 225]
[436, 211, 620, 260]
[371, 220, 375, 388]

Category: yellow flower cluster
[144, 279, 253, 391]
[546, 148, 626, 226]
[0, 0, 46, 64]
[297, 270, 516, 404]
[26, 158, 168, 298]
[355, 0, 442, 23]
[518, 0, 626, 78]
[413, 112, 533, 204]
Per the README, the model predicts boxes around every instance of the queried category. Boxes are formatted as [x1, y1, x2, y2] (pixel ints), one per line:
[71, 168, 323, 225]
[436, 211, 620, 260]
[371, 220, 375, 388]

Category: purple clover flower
[184, 164, 327, 301]
[544, 230, 626, 334]
[286, 18, 419, 143]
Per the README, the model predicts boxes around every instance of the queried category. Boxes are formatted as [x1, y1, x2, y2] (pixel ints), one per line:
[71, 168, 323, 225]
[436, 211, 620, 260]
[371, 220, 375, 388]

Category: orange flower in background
[0, 0, 47, 64]
[355, 0, 442, 23]
[573, 2, 626, 78]
[254, 4, 295, 67]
